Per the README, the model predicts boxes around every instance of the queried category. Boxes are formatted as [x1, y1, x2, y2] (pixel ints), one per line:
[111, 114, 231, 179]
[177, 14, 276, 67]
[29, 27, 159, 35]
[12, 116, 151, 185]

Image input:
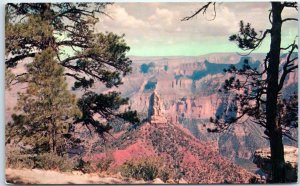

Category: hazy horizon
[127, 52, 267, 57]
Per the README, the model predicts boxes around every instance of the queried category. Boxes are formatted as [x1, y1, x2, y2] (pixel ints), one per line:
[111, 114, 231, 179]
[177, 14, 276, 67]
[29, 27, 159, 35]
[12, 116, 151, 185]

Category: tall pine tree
[7, 48, 81, 155]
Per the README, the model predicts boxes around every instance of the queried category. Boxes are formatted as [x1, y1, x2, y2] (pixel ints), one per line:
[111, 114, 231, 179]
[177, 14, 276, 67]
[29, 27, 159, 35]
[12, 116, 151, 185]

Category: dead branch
[181, 2, 216, 21]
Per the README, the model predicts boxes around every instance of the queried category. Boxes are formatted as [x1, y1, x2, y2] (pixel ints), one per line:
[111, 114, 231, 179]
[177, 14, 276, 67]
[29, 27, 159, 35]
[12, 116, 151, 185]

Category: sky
[95, 2, 298, 56]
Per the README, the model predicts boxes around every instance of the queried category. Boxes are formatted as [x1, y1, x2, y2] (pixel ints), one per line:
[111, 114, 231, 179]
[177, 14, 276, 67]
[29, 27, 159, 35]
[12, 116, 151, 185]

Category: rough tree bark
[266, 2, 285, 183]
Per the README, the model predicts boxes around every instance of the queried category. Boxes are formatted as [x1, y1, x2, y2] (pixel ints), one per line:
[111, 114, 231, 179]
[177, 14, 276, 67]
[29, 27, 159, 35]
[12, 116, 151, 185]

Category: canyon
[87, 53, 297, 172]
[5, 52, 298, 181]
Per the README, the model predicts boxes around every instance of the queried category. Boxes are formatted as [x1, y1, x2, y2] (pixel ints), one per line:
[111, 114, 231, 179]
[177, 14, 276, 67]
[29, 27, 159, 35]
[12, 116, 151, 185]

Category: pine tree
[183, 2, 298, 182]
[5, 3, 139, 135]
[7, 48, 81, 155]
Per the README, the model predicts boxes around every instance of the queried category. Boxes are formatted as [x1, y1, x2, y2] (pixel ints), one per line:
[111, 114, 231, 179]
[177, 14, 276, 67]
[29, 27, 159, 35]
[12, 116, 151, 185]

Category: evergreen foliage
[76, 91, 140, 135]
[6, 48, 81, 155]
[5, 3, 140, 141]
[5, 3, 132, 90]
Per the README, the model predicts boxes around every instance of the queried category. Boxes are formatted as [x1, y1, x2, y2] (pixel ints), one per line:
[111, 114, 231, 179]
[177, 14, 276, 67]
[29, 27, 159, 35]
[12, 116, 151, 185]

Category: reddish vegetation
[88, 122, 255, 183]
[112, 141, 155, 166]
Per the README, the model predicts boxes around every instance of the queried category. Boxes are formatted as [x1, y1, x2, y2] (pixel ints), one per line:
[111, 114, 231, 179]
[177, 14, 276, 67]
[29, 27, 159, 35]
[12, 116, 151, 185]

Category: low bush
[158, 167, 174, 182]
[96, 157, 113, 172]
[6, 153, 35, 169]
[73, 158, 94, 173]
[120, 158, 158, 181]
[34, 153, 74, 172]
[120, 157, 173, 182]
[6, 151, 74, 172]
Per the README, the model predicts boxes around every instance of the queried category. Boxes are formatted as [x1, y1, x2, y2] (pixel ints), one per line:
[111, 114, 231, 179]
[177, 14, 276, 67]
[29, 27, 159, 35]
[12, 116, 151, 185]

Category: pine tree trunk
[53, 125, 57, 154]
[266, 2, 285, 183]
[49, 118, 57, 154]
[49, 130, 54, 153]
[52, 119, 57, 155]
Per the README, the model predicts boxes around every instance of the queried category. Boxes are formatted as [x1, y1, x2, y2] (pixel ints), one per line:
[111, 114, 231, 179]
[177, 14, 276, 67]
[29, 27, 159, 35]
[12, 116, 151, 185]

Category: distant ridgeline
[141, 56, 260, 92]
[188, 57, 260, 81]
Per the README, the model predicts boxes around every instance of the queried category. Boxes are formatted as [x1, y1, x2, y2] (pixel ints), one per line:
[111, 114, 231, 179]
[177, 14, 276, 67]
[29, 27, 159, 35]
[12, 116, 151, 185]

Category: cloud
[114, 6, 146, 29]
[96, 4, 147, 32]
[190, 5, 238, 36]
[95, 3, 298, 56]
[149, 8, 176, 27]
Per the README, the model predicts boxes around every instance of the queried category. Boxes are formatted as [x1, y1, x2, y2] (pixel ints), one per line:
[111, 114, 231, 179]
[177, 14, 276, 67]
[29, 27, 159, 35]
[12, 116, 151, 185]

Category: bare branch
[281, 42, 297, 50]
[9, 72, 28, 86]
[6, 53, 36, 67]
[278, 41, 298, 91]
[282, 132, 297, 141]
[282, 18, 298, 22]
[268, 10, 273, 24]
[181, 2, 216, 21]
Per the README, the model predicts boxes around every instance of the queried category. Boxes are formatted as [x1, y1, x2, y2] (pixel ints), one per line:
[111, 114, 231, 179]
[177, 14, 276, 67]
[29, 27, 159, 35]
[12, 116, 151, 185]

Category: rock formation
[148, 90, 167, 124]
[253, 145, 298, 182]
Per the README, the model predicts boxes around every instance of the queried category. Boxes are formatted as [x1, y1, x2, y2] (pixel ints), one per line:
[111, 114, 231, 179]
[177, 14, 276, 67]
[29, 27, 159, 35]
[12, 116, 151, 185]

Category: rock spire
[148, 90, 167, 124]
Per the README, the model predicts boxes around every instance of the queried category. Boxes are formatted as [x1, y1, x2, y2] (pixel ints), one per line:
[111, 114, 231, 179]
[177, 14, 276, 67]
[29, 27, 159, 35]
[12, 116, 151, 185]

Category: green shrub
[120, 157, 161, 181]
[74, 158, 94, 173]
[96, 157, 113, 172]
[34, 153, 74, 172]
[6, 154, 35, 169]
[158, 167, 174, 182]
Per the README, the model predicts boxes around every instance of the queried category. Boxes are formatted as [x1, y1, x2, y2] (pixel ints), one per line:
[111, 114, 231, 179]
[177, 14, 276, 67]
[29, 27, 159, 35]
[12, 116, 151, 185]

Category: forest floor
[5, 168, 158, 184]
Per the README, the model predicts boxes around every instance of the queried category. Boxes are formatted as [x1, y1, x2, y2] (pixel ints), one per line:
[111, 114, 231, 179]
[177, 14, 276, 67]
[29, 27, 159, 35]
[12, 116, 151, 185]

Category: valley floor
[5, 168, 152, 184]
